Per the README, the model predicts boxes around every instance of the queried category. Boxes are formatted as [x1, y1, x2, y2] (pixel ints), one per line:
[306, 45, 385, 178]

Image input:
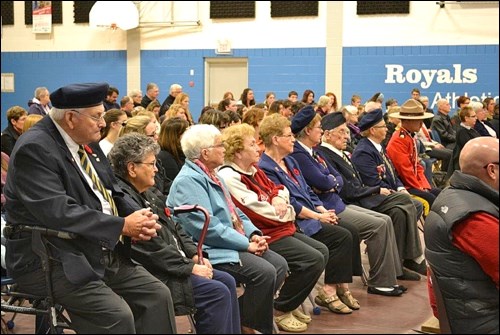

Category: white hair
[468, 101, 484, 112]
[181, 124, 221, 160]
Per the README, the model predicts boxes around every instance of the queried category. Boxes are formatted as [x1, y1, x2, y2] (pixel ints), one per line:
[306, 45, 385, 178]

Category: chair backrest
[428, 266, 452, 334]
[430, 128, 442, 144]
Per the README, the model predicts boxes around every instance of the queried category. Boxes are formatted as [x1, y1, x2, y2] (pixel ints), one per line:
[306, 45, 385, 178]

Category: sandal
[275, 312, 308, 333]
[315, 289, 352, 314]
[292, 308, 312, 324]
[337, 288, 360, 310]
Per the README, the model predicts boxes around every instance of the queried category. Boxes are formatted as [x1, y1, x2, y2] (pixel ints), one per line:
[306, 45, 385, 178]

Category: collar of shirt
[297, 140, 313, 156]
[368, 138, 383, 152]
[320, 141, 344, 158]
[50, 114, 80, 159]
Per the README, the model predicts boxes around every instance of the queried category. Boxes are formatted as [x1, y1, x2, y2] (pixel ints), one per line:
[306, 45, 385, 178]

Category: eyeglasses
[146, 132, 158, 138]
[278, 134, 294, 138]
[466, 115, 477, 118]
[135, 160, 157, 167]
[483, 162, 499, 169]
[71, 110, 104, 123]
[373, 124, 388, 129]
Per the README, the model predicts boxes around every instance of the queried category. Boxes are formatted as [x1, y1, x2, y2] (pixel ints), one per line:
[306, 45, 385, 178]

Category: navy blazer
[290, 141, 346, 213]
[351, 137, 404, 191]
[4, 116, 136, 285]
[317, 145, 387, 209]
[258, 153, 322, 237]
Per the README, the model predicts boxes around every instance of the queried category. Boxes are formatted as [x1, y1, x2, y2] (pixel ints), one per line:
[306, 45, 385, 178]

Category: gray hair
[49, 107, 89, 121]
[170, 84, 182, 93]
[181, 124, 221, 160]
[108, 133, 160, 180]
[34, 87, 48, 99]
[128, 89, 142, 98]
[468, 101, 484, 112]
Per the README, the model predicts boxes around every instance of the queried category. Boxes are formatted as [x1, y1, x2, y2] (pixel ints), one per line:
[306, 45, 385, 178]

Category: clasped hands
[248, 235, 270, 256]
[123, 208, 161, 241]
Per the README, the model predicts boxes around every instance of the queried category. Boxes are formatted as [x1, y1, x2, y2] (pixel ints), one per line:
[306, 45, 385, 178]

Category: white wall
[138, 1, 327, 50]
[2, 1, 128, 51]
[3, 1, 497, 52]
[342, 1, 499, 46]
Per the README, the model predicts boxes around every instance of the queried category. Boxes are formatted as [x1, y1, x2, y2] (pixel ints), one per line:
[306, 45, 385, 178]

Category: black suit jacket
[5, 116, 136, 285]
[317, 145, 386, 209]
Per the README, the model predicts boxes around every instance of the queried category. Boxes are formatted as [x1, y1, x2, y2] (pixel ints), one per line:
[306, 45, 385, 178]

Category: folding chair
[1, 226, 73, 334]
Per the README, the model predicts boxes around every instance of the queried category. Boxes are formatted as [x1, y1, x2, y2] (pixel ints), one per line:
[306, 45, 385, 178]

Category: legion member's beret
[358, 108, 383, 132]
[321, 112, 346, 131]
[50, 83, 109, 109]
[291, 105, 316, 134]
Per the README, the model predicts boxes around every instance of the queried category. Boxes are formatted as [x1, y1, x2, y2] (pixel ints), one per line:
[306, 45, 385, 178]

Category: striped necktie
[78, 146, 118, 216]
[342, 151, 352, 166]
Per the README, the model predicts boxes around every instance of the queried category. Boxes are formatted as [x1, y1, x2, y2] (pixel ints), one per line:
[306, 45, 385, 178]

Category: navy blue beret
[291, 105, 316, 134]
[50, 83, 109, 109]
[358, 108, 383, 132]
[321, 112, 346, 131]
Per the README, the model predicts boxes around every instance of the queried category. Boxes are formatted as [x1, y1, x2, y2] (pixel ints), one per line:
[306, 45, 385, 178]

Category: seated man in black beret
[3, 82, 176, 333]
[319, 112, 426, 279]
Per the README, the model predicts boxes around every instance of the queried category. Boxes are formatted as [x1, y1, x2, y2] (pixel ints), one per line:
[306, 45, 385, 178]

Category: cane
[171, 205, 210, 265]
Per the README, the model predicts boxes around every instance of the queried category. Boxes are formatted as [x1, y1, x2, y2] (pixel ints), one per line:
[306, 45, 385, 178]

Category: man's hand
[123, 208, 161, 241]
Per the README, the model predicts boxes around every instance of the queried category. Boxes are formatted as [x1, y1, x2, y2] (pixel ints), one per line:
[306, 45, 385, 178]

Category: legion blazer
[351, 137, 405, 191]
[258, 153, 322, 237]
[4, 116, 136, 285]
[317, 144, 386, 209]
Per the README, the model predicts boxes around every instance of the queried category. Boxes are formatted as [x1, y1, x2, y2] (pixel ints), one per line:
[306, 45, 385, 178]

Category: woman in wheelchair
[108, 133, 241, 334]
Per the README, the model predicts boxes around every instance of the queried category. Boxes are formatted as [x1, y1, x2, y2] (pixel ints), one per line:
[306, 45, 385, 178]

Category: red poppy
[84, 145, 93, 155]
[164, 207, 171, 217]
[293, 168, 300, 176]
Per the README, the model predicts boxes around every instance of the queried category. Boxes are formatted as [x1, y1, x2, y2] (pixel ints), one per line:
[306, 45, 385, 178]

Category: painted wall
[343, 45, 499, 112]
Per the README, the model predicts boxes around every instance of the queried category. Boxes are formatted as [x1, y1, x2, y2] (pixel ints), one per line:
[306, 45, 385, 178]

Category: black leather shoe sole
[367, 286, 403, 297]
[394, 285, 408, 293]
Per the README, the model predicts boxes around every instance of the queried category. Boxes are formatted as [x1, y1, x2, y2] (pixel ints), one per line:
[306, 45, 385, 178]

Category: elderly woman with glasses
[167, 124, 288, 334]
[119, 115, 171, 201]
[108, 133, 240, 334]
[217, 124, 326, 332]
[257, 114, 362, 317]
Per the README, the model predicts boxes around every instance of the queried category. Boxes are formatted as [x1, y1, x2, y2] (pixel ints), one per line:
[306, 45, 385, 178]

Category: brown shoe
[337, 288, 360, 310]
[314, 289, 352, 314]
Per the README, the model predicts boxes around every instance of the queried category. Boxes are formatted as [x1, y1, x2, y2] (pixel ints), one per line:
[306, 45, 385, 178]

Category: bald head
[460, 137, 499, 190]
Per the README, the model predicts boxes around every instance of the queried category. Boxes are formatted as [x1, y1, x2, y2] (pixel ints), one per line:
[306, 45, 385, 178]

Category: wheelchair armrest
[4, 225, 77, 240]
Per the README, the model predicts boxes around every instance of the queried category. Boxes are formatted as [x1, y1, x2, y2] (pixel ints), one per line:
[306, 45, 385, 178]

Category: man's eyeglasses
[483, 162, 499, 169]
[373, 124, 388, 129]
[71, 110, 104, 123]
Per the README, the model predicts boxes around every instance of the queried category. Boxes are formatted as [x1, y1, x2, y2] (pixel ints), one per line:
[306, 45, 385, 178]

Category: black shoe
[367, 286, 403, 297]
[403, 259, 427, 276]
[394, 285, 408, 293]
[397, 268, 421, 281]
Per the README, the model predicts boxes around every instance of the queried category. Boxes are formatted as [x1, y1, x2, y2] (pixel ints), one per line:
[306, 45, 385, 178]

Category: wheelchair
[1, 225, 73, 334]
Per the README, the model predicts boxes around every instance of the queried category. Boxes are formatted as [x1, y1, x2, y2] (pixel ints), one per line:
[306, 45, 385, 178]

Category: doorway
[204, 58, 248, 108]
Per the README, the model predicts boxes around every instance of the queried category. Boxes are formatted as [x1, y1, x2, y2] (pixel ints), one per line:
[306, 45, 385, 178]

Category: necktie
[78, 146, 118, 216]
[342, 152, 352, 166]
[380, 149, 396, 182]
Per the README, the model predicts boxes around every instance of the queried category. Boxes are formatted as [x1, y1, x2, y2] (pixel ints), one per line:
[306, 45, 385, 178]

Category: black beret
[50, 83, 109, 109]
[291, 105, 316, 134]
[358, 108, 383, 132]
[321, 112, 345, 131]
